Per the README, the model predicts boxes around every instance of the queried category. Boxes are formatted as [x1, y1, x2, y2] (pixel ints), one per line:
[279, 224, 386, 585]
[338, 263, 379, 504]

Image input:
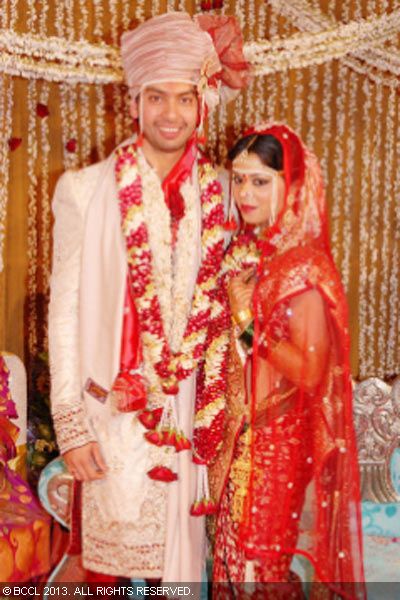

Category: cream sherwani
[48, 142, 222, 580]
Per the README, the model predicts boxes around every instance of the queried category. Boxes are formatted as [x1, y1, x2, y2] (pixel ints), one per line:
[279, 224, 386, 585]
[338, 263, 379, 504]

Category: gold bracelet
[233, 308, 253, 326]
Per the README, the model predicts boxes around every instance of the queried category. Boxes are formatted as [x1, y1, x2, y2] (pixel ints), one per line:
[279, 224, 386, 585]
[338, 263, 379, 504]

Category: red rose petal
[190, 501, 202, 516]
[204, 499, 218, 515]
[163, 429, 177, 446]
[112, 371, 147, 412]
[138, 411, 155, 430]
[66, 138, 77, 153]
[151, 408, 163, 425]
[144, 431, 164, 446]
[138, 407, 163, 430]
[8, 137, 22, 151]
[175, 432, 192, 452]
[36, 103, 49, 118]
[147, 466, 178, 482]
[162, 381, 179, 395]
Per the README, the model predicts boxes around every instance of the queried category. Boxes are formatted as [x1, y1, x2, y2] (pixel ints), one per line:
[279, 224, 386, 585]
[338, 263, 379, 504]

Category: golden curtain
[0, 0, 399, 380]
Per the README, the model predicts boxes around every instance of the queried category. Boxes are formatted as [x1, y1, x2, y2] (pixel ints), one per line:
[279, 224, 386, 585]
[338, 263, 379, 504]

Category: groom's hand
[63, 442, 107, 482]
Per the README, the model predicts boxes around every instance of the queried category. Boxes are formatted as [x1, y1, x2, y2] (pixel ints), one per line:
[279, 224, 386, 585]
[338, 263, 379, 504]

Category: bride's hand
[228, 267, 256, 326]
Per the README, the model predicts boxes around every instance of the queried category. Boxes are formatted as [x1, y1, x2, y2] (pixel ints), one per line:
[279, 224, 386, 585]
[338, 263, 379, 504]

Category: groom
[49, 11, 249, 582]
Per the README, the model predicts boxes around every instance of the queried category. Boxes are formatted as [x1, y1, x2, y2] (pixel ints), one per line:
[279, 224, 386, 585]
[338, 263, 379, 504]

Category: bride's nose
[239, 178, 251, 198]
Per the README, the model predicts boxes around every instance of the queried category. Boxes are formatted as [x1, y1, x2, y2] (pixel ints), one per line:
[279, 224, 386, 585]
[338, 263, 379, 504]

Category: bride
[195, 123, 365, 598]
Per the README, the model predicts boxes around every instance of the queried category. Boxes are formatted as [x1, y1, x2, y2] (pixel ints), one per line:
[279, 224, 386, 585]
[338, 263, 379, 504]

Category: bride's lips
[239, 204, 257, 214]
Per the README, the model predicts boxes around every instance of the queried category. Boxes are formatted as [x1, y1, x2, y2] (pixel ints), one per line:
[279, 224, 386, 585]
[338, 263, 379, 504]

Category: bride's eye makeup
[252, 176, 270, 187]
[232, 173, 244, 185]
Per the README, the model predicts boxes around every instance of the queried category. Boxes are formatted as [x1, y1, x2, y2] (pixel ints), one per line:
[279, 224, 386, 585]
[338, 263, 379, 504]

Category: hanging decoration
[358, 78, 373, 378]
[0, 76, 13, 274]
[0, 8, 399, 85]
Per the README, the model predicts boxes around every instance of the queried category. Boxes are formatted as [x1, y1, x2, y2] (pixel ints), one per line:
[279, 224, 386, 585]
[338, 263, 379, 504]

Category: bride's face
[232, 151, 285, 228]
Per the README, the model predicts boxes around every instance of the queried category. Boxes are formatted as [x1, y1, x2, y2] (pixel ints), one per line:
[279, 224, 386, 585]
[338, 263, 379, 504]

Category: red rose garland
[115, 143, 225, 484]
[192, 231, 261, 513]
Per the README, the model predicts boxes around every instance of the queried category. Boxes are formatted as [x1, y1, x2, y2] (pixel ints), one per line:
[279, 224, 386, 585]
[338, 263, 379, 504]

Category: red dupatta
[200, 123, 365, 597]
[240, 124, 365, 597]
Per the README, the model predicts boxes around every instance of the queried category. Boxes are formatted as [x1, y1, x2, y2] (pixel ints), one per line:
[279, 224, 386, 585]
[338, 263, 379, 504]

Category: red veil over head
[201, 123, 365, 598]
[240, 123, 365, 597]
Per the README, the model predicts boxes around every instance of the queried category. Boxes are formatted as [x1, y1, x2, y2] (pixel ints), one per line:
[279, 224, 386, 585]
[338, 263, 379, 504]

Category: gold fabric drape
[0, 0, 399, 380]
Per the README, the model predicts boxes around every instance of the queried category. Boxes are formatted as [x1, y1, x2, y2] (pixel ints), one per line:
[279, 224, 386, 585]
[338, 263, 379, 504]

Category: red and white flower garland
[191, 232, 260, 512]
[115, 142, 225, 395]
[115, 142, 225, 487]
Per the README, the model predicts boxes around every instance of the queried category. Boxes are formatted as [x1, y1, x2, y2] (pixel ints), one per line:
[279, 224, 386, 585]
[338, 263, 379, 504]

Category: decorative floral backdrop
[0, 0, 399, 472]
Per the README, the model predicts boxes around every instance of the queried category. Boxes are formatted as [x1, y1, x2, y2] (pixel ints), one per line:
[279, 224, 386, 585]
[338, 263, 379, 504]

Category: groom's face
[130, 81, 199, 155]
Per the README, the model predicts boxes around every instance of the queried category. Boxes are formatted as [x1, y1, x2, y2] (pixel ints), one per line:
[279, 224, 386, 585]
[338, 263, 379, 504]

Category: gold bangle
[233, 308, 253, 325]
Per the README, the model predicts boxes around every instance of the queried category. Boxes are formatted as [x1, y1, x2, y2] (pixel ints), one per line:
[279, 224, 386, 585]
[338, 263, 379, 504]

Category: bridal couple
[48, 11, 365, 598]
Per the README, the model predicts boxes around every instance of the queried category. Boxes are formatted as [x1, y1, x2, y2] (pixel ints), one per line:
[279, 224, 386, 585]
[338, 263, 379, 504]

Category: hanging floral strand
[339, 0, 357, 292]
[254, 0, 267, 122]
[340, 71, 357, 292]
[244, 0, 256, 124]
[76, 0, 92, 168]
[358, 78, 373, 378]
[0, 75, 13, 274]
[110, 0, 124, 146]
[366, 83, 384, 375]
[378, 86, 395, 377]
[95, 85, 107, 161]
[265, 3, 278, 122]
[38, 82, 51, 336]
[278, 17, 291, 124]
[330, 61, 346, 278]
[386, 91, 400, 375]
[27, 78, 39, 357]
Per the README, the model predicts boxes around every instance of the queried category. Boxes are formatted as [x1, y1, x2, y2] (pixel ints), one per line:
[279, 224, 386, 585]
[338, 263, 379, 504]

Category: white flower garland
[137, 151, 173, 338]
[366, 83, 384, 375]
[116, 143, 225, 398]
[39, 82, 51, 345]
[0, 75, 13, 274]
[95, 85, 107, 161]
[254, 0, 267, 124]
[358, 78, 373, 378]
[245, 9, 400, 75]
[79, 84, 92, 167]
[27, 78, 38, 357]
[338, 0, 354, 292]
[330, 61, 346, 275]
[387, 114, 400, 375]
[1, 8, 400, 86]
[170, 179, 199, 352]
[378, 86, 396, 377]
[265, 1, 400, 84]
[341, 70, 357, 292]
